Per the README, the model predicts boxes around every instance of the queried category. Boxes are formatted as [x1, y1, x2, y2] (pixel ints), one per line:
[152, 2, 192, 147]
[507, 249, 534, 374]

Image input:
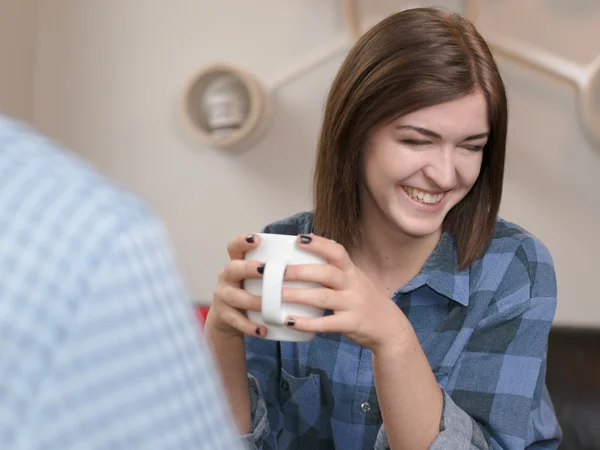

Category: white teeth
[403, 187, 444, 205]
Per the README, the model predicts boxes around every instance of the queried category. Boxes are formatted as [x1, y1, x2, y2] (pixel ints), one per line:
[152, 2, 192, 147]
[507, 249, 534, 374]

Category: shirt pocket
[278, 367, 324, 435]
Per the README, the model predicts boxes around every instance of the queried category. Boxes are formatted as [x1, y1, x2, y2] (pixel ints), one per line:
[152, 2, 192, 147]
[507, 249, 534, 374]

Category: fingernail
[287, 318, 296, 327]
[257, 264, 265, 274]
[246, 234, 255, 244]
[299, 235, 312, 244]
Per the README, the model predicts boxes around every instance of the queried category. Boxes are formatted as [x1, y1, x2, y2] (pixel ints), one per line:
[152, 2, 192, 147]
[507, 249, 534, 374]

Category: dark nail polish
[299, 235, 312, 244]
[246, 234, 255, 244]
[257, 264, 265, 274]
[255, 327, 262, 336]
[287, 318, 296, 327]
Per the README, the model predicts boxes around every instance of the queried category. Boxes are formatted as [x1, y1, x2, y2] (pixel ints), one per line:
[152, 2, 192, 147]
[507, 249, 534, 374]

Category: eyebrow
[396, 125, 489, 141]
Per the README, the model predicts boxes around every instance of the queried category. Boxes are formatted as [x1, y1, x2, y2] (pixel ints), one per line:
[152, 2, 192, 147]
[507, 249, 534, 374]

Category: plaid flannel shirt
[0, 115, 242, 449]
[242, 212, 562, 449]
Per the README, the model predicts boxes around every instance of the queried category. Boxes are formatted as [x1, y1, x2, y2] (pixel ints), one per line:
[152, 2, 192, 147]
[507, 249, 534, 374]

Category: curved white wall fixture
[183, 1, 600, 151]
[182, 28, 352, 150]
[183, 4, 357, 151]
[341, 0, 600, 150]
[485, 32, 600, 150]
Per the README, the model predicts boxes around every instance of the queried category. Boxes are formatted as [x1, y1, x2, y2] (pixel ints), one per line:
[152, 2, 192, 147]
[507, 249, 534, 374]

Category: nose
[423, 145, 456, 190]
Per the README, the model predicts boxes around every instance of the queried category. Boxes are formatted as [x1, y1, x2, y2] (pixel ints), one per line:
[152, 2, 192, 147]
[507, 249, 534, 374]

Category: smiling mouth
[402, 186, 445, 205]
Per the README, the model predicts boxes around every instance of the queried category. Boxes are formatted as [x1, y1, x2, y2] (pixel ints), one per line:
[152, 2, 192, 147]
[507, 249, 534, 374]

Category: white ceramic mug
[244, 233, 326, 341]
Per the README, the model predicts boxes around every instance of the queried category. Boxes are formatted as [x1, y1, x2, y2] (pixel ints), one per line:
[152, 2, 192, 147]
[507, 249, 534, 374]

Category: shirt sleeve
[374, 391, 489, 449]
[239, 375, 270, 449]
[240, 336, 282, 449]
[375, 237, 562, 450]
[23, 212, 244, 450]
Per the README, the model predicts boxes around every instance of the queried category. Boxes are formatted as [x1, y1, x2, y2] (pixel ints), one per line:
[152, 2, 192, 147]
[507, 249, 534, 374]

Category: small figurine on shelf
[200, 73, 250, 138]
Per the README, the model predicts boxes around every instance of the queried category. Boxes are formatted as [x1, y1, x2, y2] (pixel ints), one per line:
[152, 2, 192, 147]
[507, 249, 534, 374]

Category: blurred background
[1, 0, 599, 329]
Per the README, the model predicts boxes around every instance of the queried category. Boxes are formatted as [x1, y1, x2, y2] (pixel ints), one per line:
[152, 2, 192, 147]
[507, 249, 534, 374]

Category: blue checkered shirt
[0, 115, 243, 449]
[242, 212, 562, 449]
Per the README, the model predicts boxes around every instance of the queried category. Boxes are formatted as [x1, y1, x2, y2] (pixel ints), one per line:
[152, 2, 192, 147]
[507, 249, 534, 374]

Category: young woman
[205, 7, 561, 450]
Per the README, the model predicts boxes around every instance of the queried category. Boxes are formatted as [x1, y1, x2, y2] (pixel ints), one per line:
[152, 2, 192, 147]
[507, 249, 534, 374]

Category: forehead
[394, 91, 489, 137]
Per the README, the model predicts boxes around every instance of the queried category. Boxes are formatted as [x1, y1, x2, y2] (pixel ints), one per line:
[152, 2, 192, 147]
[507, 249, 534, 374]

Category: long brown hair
[312, 7, 507, 269]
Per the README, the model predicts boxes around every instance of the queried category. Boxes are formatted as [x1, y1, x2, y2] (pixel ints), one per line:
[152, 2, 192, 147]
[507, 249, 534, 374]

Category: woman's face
[361, 91, 489, 239]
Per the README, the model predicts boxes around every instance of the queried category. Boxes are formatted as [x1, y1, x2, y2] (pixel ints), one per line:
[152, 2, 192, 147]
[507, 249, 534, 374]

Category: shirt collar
[398, 232, 470, 306]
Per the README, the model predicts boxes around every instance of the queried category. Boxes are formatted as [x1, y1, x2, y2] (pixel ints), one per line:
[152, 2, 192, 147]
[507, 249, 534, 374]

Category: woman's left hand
[282, 233, 413, 352]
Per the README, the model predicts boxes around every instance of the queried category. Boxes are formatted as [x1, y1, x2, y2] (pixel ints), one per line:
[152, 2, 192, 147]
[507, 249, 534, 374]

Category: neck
[352, 201, 441, 291]
[355, 217, 440, 272]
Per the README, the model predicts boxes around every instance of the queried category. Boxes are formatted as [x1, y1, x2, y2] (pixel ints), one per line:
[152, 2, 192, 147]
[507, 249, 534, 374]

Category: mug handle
[261, 259, 287, 325]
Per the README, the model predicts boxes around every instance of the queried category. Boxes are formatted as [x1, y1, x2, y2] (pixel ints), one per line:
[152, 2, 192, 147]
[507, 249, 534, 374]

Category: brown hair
[312, 7, 507, 269]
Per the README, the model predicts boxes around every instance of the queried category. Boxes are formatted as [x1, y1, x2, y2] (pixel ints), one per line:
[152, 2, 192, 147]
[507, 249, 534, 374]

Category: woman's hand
[205, 233, 268, 340]
[282, 234, 412, 352]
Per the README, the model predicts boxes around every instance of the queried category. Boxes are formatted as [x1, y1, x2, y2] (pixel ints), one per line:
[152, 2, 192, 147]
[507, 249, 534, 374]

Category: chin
[387, 212, 445, 239]
[383, 189, 464, 239]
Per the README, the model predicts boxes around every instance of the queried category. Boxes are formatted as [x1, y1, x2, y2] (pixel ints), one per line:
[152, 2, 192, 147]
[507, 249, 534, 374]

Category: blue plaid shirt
[242, 212, 562, 449]
[0, 115, 242, 449]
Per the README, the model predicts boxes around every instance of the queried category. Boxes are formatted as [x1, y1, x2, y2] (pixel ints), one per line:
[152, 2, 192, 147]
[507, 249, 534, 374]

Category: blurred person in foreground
[0, 113, 243, 450]
[205, 7, 562, 450]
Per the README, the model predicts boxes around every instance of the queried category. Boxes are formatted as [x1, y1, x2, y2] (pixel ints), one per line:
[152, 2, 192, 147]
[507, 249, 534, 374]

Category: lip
[400, 186, 449, 212]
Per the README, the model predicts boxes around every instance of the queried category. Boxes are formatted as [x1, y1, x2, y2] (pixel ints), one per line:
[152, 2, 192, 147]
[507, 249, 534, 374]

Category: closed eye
[401, 138, 485, 151]
[462, 144, 485, 152]
[401, 139, 431, 146]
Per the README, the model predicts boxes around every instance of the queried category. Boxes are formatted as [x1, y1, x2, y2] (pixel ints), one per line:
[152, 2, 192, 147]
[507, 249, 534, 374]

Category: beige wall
[477, 0, 600, 327]
[0, 0, 37, 121]
[29, 0, 600, 326]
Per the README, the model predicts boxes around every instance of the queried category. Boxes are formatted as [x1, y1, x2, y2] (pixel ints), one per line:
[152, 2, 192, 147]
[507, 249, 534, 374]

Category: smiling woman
[205, 7, 562, 450]
[360, 92, 489, 241]
[312, 10, 507, 271]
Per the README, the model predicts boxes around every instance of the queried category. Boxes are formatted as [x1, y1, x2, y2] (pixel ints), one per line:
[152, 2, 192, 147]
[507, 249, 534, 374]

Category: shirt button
[360, 402, 371, 413]
[280, 379, 289, 391]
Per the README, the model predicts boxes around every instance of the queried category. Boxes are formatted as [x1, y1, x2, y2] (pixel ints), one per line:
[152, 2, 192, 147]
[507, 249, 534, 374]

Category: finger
[221, 259, 265, 283]
[216, 285, 262, 312]
[227, 233, 261, 261]
[284, 263, 347, 290]
[284, 314, 344, 334]
[221, 306, 269, 338]
[296, 234, 354, 271]
[282, 287, 344, 311]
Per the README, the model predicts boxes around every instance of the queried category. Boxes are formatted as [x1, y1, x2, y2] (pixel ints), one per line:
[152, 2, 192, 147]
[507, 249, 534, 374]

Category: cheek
[363, 145, 402, 188]
[457, 155, 483, 189]
[363, 158, 388, 195]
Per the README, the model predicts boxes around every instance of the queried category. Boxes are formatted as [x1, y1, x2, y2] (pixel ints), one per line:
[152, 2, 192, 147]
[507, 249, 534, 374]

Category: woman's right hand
[205, 233, 267, 340]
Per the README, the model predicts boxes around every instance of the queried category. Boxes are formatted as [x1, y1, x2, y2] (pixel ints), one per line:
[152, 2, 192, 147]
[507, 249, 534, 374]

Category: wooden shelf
[182, 64, 269, 151]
